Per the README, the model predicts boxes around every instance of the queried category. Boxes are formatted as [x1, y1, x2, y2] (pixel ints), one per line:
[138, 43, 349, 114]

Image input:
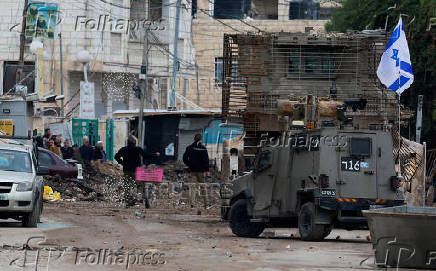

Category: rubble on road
[43, 161, 225, 214]
[43, 161, 124, 202]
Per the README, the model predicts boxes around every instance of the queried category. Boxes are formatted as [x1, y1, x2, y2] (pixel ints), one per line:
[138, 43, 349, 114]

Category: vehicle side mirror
[36, 166, 50, 176]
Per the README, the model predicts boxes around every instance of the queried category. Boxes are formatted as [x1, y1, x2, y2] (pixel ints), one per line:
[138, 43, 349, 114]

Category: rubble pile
[159, 161, 221, 183]
[43, 161, 226, 212]
[44, 162, 125, 203]
[143, 182, 225, 215]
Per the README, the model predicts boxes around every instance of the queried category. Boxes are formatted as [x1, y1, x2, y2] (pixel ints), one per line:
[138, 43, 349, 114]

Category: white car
[0, 141, 48, 227]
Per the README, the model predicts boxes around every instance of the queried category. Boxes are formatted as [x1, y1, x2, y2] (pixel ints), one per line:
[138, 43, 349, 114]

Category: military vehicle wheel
[298, 202, 326, 241]
[229, 199, 265, 238]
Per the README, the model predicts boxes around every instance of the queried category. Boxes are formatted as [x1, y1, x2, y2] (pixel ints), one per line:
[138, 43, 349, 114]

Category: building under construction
[221, 31, 400, 161]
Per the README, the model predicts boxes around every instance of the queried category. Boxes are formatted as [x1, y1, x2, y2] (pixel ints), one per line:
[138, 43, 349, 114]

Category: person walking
[61, 140, 74, 160]
[115, 136, 160, 208]
[183, 134, 210, 208]
[79, 136, 94, 163]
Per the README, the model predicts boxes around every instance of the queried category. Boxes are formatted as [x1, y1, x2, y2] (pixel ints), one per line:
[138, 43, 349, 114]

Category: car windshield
[0, 149, 32, 173]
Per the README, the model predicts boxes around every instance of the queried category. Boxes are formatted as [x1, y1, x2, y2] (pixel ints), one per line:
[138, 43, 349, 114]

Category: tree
[326, 0, 436, 147]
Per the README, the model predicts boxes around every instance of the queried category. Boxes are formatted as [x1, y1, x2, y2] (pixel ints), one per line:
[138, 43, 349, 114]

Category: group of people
[37, 128, 107, 163]
[36, 128, 211, 208]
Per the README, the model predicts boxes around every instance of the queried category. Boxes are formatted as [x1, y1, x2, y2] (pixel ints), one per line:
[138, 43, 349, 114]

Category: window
[289, 0, 319, 20]
[288, 50, 301, 74]
[305, 53, 318, 73]
[250, 0, 278, 20]
[214, 57, 223, 85]
[149, 0, 162, 21]
[191, 0, 197, 18]
[111, 0, 124, 32]
[38, 151, 54, 166]
[3, 62, 35, 95]
[214, 0, 250, 19]
[350, 138, 372, 157]
[288, 49, 335, 75]
[129, 0, 146, 42]
[319, 7, 334, 20]
[0, 150, 32, 173]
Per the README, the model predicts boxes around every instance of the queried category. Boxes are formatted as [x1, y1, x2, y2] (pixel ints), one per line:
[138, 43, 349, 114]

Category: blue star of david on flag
[377, 18, 414, 95]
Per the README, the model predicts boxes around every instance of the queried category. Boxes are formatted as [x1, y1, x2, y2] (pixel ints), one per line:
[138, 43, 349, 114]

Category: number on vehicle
[341, 157, 360, 172]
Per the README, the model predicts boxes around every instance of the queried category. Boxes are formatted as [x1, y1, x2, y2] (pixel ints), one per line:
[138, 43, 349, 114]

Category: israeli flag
[377, 18, 414, 95]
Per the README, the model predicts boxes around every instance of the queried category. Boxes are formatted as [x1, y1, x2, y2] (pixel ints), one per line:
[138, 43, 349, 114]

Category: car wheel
[229, 199, 265, 238]
[298, 202, 327, 241]
[23, 194, 41, 228]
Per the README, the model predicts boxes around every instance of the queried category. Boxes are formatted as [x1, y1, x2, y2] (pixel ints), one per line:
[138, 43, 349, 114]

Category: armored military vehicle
[221, 128, 404, 241]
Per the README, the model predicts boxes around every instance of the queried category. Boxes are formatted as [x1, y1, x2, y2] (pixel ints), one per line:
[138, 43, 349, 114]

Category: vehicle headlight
[16, 182, 33, 192]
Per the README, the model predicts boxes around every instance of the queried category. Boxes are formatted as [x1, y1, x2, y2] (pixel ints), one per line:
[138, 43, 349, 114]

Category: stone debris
[43, 161, 226, 213]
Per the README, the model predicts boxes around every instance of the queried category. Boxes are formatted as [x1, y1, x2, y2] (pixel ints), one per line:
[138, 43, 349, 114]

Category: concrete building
[183, 0, 336, 110]
[0, 0, 196, 135]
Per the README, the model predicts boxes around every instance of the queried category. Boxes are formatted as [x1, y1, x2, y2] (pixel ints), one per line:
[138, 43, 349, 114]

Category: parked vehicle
[221, 128, 404, 241]
[37, 148, 83, 179]
[0, 141, 48, 227]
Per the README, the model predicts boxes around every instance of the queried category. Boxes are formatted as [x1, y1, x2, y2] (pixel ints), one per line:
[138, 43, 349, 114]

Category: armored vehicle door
[337, 133, 378, 199]
[251, 149, 276, 214]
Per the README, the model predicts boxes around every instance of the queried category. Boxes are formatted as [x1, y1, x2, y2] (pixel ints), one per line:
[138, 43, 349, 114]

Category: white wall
[0, 0, 196, 116]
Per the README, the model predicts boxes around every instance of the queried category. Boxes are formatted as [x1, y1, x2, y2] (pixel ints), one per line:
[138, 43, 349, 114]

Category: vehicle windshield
[0, 149, 32, 173]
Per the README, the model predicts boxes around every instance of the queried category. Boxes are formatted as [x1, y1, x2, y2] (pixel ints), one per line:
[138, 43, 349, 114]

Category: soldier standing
[183, 134, 210, 207]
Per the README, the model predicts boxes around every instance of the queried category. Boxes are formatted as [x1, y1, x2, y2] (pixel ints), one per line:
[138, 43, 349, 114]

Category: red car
[37, 148, 82, 179]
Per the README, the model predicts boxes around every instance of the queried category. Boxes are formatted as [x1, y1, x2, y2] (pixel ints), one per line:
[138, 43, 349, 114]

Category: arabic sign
[25, 1, 59, 39]
[79, 81, 95, 119]
[0, 120, 14, 135]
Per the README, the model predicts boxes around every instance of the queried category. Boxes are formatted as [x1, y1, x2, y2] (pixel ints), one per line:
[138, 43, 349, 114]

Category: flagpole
[398, 75, 402, 177]
[397, 15, 402, 178]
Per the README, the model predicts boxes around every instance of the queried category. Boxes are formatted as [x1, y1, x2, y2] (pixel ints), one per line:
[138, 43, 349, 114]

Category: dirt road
[0, 202, 386, 271]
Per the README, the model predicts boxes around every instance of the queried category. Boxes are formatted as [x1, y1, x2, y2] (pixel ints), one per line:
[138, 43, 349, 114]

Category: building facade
[186, 0, 335, 110]
[0, 0, 196, 135]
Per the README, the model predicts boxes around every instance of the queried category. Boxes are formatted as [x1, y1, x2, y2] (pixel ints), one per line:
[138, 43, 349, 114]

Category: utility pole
[169, 0, 181, 110]
[416, 95, 423, 143]
[59, 33, 65, 117]
[137, 28, 149, 148]
[17, 0, 29, 84]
